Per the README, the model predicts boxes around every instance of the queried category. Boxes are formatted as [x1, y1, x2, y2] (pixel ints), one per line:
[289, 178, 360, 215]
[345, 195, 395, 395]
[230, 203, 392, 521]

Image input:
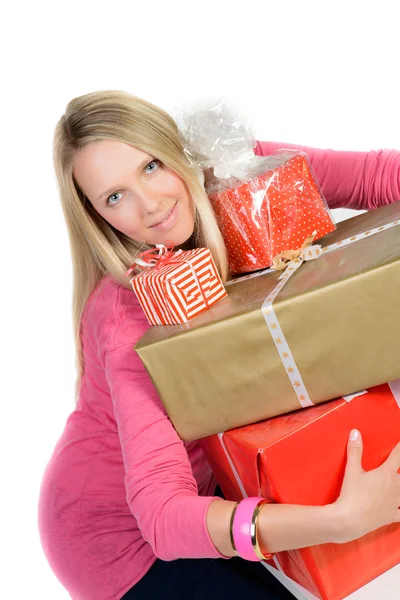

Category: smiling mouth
[150, 202, 177, 227]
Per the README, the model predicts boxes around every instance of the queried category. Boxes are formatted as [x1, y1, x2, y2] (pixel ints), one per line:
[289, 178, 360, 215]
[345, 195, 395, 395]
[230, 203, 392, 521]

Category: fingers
[345, 429, 364, 476]
[384, 441, 400, 473]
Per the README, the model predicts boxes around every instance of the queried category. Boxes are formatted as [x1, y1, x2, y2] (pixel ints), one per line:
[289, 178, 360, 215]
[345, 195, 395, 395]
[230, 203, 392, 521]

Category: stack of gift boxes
[126, 148, 400, 600]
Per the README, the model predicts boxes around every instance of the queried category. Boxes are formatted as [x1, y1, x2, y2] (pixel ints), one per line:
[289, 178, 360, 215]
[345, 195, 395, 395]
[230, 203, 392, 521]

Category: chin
[165, 220, 196, 248]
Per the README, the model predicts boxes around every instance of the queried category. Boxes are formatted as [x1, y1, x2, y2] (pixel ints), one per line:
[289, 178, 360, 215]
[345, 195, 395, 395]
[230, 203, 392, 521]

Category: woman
[38, 89, 400, 600]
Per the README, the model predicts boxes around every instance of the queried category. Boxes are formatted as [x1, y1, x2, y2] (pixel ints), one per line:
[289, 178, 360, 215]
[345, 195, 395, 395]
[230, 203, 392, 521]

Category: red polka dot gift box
[209, 152, 336, 275]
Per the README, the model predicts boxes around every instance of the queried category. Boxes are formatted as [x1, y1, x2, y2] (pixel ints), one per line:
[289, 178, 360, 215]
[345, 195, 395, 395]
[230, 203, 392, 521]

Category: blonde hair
[53, 90, 228, 401]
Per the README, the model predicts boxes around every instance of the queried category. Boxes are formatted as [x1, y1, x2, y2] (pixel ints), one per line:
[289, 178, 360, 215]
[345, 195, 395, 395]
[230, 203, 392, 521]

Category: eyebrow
[96, 154, 154, 204]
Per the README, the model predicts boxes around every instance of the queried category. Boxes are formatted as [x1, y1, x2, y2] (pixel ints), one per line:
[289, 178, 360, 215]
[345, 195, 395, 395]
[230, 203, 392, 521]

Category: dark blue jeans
[121, 486, 294, 599]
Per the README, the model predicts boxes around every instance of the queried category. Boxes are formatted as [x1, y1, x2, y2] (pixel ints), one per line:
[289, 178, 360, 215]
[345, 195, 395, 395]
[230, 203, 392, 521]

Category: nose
[133, 182, 162, 213]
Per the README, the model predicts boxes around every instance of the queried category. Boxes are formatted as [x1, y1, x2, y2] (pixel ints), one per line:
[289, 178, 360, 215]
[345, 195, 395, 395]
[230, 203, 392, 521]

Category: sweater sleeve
[102, 287, 229, 562]
[254, 140, 400, 211]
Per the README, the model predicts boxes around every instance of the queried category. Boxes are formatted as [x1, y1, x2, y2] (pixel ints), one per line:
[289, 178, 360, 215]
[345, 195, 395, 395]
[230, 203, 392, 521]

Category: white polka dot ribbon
[262, 218, 400, 408]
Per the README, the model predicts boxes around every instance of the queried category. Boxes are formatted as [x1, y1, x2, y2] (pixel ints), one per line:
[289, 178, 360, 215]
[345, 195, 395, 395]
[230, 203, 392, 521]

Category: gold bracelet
[229, 502, 240, 555]
[250, 499, 274, 560]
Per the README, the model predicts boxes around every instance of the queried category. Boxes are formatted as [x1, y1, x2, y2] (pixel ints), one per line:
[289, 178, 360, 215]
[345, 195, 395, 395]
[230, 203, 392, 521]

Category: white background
[2, 1, 399, 598]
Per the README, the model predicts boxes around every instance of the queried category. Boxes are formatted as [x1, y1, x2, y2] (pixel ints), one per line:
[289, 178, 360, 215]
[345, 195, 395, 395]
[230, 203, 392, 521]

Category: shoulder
[82, 275, 150, 358]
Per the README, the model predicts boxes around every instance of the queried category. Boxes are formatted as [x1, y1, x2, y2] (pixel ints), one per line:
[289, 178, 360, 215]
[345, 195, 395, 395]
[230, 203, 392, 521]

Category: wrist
[323, 502, 352, 544]
[329, 500, 360, 544]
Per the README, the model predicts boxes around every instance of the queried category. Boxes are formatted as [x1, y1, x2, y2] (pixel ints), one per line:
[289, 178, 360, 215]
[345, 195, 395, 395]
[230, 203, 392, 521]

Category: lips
[149, 202, 177, 228]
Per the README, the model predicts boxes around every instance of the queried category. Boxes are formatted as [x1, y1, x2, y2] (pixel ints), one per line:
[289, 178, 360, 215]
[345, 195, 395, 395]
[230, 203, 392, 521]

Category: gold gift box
[135, 202, 400, 442]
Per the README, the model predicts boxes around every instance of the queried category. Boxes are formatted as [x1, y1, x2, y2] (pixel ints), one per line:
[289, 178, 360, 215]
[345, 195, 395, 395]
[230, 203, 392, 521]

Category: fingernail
[350, 429, 360, 442]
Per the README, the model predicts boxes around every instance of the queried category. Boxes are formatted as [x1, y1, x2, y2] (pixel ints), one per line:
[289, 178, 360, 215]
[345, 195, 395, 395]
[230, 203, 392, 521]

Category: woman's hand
[333, 430, 400, 543]
[210, 429, 400, 556]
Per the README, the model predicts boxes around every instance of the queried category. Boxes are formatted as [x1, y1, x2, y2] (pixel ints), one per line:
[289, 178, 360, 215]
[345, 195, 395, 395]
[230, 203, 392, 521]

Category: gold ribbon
[271, 231, 318, 271]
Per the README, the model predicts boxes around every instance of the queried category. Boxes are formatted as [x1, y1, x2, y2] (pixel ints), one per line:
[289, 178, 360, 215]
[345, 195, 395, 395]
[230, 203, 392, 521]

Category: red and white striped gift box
[127, 247, 228, 325]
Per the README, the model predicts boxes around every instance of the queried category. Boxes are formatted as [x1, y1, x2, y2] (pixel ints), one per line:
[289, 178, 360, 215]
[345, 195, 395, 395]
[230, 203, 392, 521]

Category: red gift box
[209, 152, 336, 274]
[127, 245, 227, 325]
[200, 382, 400, 600]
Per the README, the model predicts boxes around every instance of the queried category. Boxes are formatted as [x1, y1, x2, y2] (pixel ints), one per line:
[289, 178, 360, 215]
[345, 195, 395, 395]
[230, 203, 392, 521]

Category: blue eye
[145, 159, 161, 174]
[107, 192, 123, 207]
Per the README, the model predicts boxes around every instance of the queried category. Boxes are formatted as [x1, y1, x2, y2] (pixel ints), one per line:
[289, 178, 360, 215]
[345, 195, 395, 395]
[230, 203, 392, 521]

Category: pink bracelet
[232, 496, 272, 561]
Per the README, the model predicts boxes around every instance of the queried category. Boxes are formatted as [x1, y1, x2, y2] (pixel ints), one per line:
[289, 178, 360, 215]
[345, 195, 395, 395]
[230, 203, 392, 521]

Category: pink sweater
[38, 142, 400, 600]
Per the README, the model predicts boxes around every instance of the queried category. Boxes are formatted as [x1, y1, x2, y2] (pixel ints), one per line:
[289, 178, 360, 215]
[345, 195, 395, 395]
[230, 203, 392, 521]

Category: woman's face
[72, 139, 196, 246]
